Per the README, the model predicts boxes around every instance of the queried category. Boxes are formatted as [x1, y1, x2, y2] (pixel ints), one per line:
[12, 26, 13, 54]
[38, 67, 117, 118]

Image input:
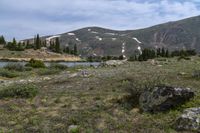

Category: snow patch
[68, 33, 75, 36]
[46, 35, 61, 46]
[88, 29, 91, 31]
[95, 36, 102, 41]
[46, 35, 60, 41]
[122, 42, 126, 54]
[91, 31, 98, 34]
[76, 38, 81, 42]
[105, 33, 115, 36]
[138, 46, 142, 54]
[112, 38, 116, 41]
[133, 37, 142, 44]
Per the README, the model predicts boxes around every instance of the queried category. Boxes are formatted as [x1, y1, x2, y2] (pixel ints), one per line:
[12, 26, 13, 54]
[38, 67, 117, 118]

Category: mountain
[24, 15, 200, 57]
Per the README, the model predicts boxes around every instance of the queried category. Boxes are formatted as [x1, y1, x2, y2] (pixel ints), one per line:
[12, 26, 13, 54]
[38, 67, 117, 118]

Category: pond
[0, 61, 101, 68]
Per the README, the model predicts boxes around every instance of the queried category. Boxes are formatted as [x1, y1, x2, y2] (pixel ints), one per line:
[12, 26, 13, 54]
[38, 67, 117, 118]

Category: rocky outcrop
[139, 86, 194, 113]
[175, 107, 200, 132]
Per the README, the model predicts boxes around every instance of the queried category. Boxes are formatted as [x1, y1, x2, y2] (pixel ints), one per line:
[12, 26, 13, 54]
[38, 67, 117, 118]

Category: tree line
[129, 48, 197, 61]
[0, 34, 78, 55]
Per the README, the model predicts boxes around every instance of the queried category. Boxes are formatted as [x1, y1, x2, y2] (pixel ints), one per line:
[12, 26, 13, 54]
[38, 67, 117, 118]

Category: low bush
[4, 63, 25, 72]
[26, 59, 46, 68]
[0, 69, 19, 78]
[0, 84, 39, 98]
[49, 63, 68, 70]
[177, 56, 191, 61]
[123, 75, 165, 108]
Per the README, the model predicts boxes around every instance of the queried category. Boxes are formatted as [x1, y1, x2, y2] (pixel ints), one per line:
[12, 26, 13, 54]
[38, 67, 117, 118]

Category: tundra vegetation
[0, 55, 200, 132]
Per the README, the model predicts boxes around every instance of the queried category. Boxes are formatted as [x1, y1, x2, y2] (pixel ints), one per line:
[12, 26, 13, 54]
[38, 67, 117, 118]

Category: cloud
[0, 0, 200, 40]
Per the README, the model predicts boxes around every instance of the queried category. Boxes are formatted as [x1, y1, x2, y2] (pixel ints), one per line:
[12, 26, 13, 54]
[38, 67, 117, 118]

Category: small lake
[0, 61, 101, 68]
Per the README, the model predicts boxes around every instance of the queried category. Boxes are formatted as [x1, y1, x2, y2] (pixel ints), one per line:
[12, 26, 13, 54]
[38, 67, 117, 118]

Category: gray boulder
[139, 86, 194, 113]
[101, 60, 126, 67]
[175, 107, 200, 132]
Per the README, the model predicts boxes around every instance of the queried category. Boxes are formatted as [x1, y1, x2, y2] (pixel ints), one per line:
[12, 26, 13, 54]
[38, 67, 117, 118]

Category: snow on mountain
[68, 33, 75, 36]
[112, 38, 116, 41]
[133, 37, 142, 44]
[105, 33, 116, 36]
[95, 36, 102, 41]
[46, 35, 60, 46]
[91, 31, 98, 34]
[138, 46, 142, 54]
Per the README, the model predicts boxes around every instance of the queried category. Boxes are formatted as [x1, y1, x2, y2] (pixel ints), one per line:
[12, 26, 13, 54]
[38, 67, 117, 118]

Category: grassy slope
[0, 57, 200, 132]
[0, 49, 81, 61]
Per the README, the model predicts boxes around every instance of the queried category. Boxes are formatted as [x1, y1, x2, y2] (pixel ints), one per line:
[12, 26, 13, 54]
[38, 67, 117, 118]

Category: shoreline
[0, 57, 83, 62]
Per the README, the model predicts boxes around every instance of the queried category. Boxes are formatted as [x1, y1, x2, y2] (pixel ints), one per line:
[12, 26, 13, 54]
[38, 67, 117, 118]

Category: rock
[139, 86, 194, 113]
[175, 107, 200, 132]
[68, 125, 79, 133]
[101, 60, 126, 67]
[192, 70, 200, 78]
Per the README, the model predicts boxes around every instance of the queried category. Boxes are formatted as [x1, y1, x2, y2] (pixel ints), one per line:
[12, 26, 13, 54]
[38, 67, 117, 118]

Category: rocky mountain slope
[25, 15, 200, 57]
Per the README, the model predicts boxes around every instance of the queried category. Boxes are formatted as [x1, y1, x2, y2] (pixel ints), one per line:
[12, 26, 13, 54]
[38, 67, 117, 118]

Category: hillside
[24, 15, 200, 57]
[0, 49, 81, 61]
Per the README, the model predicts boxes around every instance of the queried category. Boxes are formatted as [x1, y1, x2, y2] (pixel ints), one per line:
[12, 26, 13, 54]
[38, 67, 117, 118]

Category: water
[0, 61, 101, 68]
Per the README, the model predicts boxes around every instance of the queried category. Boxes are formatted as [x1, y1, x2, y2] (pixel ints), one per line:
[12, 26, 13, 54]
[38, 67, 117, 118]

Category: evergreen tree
[165, 49, 169, 57]
[35, 34, 41, 49]
[64, 46, 70, 54]
[13, 38, 17, 45]
[55, 37, 60, 53]
[156, 48, 161, 57]
[0, 36, 6, 44]
[161, 47, 165, 57]
[73, 44, 78, 55]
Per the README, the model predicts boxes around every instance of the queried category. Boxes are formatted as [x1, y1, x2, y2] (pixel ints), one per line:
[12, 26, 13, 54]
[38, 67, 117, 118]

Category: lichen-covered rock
[101, 60, 126, 67]
[68, 125, 79, 133]
[175, 107, 200, 132]
[139, 86, 194, 113]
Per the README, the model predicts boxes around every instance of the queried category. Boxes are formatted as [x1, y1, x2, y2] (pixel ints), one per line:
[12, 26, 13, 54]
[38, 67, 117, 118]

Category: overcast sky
[0, 0, 200, 40]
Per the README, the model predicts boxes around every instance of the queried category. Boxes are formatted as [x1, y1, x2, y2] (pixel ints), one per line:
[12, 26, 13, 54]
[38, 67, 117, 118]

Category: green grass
[0, 57, 200, 132]
[0, 69, 19, 78]
[0, 84, 39, 99]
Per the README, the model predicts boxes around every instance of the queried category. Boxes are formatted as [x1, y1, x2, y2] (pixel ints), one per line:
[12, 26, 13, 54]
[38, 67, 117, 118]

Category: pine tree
[13, 38, 17, 45]
[35, 34, 41, 49]
[65, 46, 70, 54]
[73, 44, 78, 55]
[55, 37, 60, 53]
[0, 36, 6, 44]
[161, 47, 165, 57]
[165, 49, 169, 57]
[157, 48, 161, 57]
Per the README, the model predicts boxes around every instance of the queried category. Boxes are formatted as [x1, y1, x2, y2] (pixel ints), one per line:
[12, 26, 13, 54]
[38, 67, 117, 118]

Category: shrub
[4, 63, 25, 72]
[26, 59, 46, 68]
[37, 68, 61, 76]
[177, 56, 191, 61]
[0, 84, 38, 98]
[49, 63, 68, 70]
[192, 70, 200, 78]
[123, 75, 165, 108]
[0, 69, 19, 78]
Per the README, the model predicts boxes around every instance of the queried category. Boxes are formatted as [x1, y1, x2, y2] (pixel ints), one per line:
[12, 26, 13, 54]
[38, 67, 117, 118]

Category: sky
[0, 0, 200, 40]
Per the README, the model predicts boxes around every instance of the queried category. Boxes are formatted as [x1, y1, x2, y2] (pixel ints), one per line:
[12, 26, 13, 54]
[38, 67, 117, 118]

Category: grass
[0, 83, 39, 99]
[0, 69, 19, 78]
[0, 57, 200, 132]
[36, 68, 61, 76]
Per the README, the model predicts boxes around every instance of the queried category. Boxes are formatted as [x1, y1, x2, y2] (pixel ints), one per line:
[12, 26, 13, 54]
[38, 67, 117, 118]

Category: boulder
[101, 60, 126, 67]
[175, 107, 200, 132]
[68, 125, 79, 133]
[139, 86, 194, 113]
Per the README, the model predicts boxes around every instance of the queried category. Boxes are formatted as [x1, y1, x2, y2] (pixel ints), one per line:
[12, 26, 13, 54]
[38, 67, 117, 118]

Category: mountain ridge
[24, 15, 200, 57]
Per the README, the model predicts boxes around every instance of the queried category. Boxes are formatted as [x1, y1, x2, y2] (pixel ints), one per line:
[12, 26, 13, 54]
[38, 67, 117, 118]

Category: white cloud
[0, 0, 200, 40]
